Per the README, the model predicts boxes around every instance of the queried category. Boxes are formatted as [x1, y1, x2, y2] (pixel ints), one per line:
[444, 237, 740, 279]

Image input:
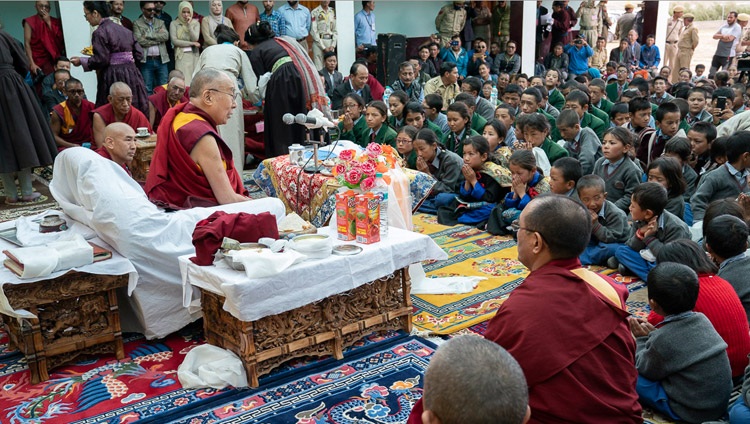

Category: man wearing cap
[310, 1, 336, 70]
[672, 13, 699, 83]
[664, 6, 684, 71]
[735, 14, 750, 65]
[710, 11, 742, 77]
[576, 0, 599, 48]
[615, 3, 636, 41]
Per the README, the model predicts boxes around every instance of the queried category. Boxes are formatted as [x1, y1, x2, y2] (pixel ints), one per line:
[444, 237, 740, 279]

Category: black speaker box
[376, 33, 407, 87]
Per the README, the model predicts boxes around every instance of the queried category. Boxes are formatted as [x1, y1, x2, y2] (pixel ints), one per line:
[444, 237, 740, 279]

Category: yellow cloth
[60, 101, 76, 135]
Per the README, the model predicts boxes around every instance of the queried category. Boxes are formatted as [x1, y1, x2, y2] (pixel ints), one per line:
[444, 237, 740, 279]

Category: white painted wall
[58, 2, 98, 101]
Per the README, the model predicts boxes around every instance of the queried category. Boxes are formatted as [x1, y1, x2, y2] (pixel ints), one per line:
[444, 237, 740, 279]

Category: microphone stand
[304, 128, 327, 174]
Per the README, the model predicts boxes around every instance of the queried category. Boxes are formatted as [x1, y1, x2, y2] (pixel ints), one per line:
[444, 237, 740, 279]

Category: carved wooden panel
[200, 268, 412, 387]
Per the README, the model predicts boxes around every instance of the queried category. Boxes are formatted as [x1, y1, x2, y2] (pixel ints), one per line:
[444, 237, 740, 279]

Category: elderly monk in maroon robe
[22, 0, 65, 76]
[149, 76, 186, 130]
[96, 122, 137, 177]
[145, 68, 248, 209]
[91, 82, 152, 148]
[49, 78, 96, 151]
[407, 195, 642, 424]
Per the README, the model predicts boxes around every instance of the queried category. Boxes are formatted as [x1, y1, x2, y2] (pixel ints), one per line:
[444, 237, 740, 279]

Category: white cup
[137, 127, 149, 136]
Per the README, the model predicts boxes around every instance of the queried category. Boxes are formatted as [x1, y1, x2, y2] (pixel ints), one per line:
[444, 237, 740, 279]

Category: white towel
[409, 263, 484, 295]
[5, 234, 93, 279]
[228, 249, 307, 278]
[178, 344, 248, 389]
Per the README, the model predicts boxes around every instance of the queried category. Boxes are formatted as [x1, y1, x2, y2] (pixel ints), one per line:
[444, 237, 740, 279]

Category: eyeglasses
[143, 8, 156, 12]
[342, 103, 359, 110]
[396, 138, 412, 144]
[67, 89, 85, 95]
[207, 88, 237, 99]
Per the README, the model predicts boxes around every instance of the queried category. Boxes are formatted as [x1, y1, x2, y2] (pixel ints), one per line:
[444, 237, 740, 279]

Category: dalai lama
[144, 68, 248, 209]
[407, 195, 642, 424]
[91, 82, 151, 147]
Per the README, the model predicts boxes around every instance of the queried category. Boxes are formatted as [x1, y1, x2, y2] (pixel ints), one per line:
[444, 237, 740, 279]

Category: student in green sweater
[339, 93, 369, 147]
[387, 90, 409, 131]
[522, 112, 569, 165]
[455, 92, 487, 134]
[442, 101, 479, 157]
[395, 125, 419, 169]
[403, 101, 443, 139]
[364, 101, 397, 147]
[565, 89, 607, 141]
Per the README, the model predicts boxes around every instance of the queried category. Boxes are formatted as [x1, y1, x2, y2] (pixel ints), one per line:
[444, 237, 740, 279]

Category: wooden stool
[0, 271, 128, 384]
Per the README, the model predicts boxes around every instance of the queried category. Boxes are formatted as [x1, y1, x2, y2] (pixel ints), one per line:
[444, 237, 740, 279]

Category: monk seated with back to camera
[49, 77, 96, 151]
[149, 75, 186, 130]
[144, 68, 249, 209]
[96, 122, 137, 177]
[91, 82, 152, 148]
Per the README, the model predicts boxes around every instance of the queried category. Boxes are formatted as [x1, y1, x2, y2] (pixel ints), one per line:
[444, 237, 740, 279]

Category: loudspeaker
[376, 33, 406, 87]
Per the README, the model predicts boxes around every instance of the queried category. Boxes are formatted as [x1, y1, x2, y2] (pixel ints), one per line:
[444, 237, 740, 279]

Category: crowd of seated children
[442, 101, 479, 156]
[437, 136, 510, 227]
[486, 149, 549, 235]
[613, 182, 691, 281]
[548, 157, 582, 199]
[556, 109, 602, 175]
[630, 263, 732, 423]
[646, 157, 687, 223]
[404, 101, 444, 139]
[577, 174, 630, 266]
[646, 239, 750, 381]
[592, 127, 642, 212]
[637, 102, 685, 167]
[412, 128, 463, 215]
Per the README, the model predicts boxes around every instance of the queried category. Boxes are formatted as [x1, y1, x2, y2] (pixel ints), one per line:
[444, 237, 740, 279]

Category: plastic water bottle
[372, 173, 389, 238]
[383, 86, 393, 114]
[490, 86, 498, 105]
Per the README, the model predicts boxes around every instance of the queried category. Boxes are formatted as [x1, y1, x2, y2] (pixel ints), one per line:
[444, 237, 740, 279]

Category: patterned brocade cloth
[253, 155, 436, 227]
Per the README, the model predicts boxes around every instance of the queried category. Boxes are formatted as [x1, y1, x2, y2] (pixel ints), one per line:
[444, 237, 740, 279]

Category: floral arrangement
[331, 143, 398, 191]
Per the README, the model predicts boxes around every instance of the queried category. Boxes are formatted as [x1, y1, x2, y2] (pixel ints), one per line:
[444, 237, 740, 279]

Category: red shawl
[191, 211, 279, 265]
[22, 14, 65, 75]
[92, 103, 152, 133]
[52, 99, 95, 146]
[144, 102, 247, 209]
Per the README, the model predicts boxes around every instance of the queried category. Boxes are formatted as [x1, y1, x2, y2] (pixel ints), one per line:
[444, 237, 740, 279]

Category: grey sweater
[682, 164, 698, 201]
[593, 156, 643, 213]
[592, 200, 630, 243]
[636, 312, 732, 423]
[625, 210, 691, 256]
[564, 126, 602, 175]
[691, 164, 748, 221]
[717, 254, 750, 324]
[428, 149, 465, 195]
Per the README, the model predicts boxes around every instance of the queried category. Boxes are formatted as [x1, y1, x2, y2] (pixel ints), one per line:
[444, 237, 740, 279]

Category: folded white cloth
[15, 210, 97, 246]
[5, 234, 94, 279]
[222, 249, 307, 278]
[409, 263, 483, 295]
[178, 344, 248, 389]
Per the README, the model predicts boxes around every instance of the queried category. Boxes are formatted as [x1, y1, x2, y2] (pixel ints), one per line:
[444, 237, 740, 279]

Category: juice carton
[335, 190, 357, 240]
[355, 193, 380, 244]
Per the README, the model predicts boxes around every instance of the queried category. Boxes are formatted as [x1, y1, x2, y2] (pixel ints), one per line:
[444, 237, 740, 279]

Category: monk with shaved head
[96, 122, 137, 176]
[92, 82, 152, 147]
[148, 76, 186, 130]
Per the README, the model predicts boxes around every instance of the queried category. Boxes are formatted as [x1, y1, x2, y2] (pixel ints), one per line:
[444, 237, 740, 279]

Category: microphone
[282, 113, 296, 125]
[294, 113, 336, 130]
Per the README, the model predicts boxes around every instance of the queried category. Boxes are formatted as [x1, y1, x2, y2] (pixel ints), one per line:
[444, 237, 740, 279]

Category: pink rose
[344, 168, 363, 185]
[338, 149, 356, 162]
[360, 160, 376, 176]
[360, 176, 376, 191]
[333, 163, 346, 176]
[365, 143, 383, 158]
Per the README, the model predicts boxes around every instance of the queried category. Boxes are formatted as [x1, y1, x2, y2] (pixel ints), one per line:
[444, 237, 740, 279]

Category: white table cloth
[180, 226, 448, 322]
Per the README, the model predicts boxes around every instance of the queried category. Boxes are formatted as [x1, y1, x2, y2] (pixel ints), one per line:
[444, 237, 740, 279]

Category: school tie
[370, 132, 376, 143]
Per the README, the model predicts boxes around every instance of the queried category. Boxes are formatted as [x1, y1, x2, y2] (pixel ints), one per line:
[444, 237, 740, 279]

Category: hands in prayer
[461, 163, 477, 186]
[628, 317, 655, 337]
[416, 156, 430, 174]
[511, 174, 526, 199]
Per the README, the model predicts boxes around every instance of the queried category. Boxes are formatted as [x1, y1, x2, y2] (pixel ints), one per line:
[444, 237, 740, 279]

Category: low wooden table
[199, 268, 412, 387]
[1, 271, 129, 384]
[132, 135, 157, 182]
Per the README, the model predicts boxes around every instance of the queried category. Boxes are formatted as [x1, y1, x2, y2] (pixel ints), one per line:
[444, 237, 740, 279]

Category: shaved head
[189, 69, 236, 125]
[190, 68, 230, 98]
[109, 81, 131, 96]
[103, 123, 137, 166]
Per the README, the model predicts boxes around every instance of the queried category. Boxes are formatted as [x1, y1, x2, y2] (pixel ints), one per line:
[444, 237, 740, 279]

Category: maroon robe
[144, 102, 247, 209]
[148, 90, 183, 130]
[22, 14, 65, 75]
[96, 146, 132, 177]
[52, 99, 95, 148]
[153, 83, 190, 102]
[92, 103, 152, 133]
[408, 258, 642, 424]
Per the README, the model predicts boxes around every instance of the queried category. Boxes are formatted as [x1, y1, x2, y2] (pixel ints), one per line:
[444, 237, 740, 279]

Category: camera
[575, 39, 583, 45]
[450, 40, 459, 47]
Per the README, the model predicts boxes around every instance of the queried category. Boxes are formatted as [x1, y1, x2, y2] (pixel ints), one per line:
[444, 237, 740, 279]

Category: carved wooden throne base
[200, 267, 412, 387]
[0, 272, 128, 384]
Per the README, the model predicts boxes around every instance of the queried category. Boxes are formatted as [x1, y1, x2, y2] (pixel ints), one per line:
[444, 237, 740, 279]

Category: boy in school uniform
[705, 215, 750, 323]
[455, 93, 487, 134]
[685, 87, 713, 126]
[565, 89, 607, 141]
[544, 68, 566, 111]
[549, 157, 582, 199]
[557, 109, 603, 174]
[638, 102, 685, 167]
[590, 78, 614, 115]
[691, 131, 750, 222]
[614, 182, 691, 281]
[577, 174, 630, 266]
[609, 102, 630, 128]
[630, 263, 732, 423]
[423, 93, 450, 135]
[663, 137, 698, 202]
[523, 113, 568, 165]
[687, 121, 717, 178]
[593, 126, 643, 212]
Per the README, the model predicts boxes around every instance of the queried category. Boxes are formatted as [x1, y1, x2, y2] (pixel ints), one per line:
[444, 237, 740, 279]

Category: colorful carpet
[0, 176, 58, 224]
[166, 335, 435, 424]
[0, 320, 406, 424]
[410, 213, 521, 335]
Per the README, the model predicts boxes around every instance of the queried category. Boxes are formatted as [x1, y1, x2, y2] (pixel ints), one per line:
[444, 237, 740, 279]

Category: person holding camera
[565, 35, 593, 80]
[435, 2, 467, 49]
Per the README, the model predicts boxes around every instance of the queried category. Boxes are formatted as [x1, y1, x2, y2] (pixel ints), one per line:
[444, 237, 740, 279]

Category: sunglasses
[143, 7, 156, 12]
